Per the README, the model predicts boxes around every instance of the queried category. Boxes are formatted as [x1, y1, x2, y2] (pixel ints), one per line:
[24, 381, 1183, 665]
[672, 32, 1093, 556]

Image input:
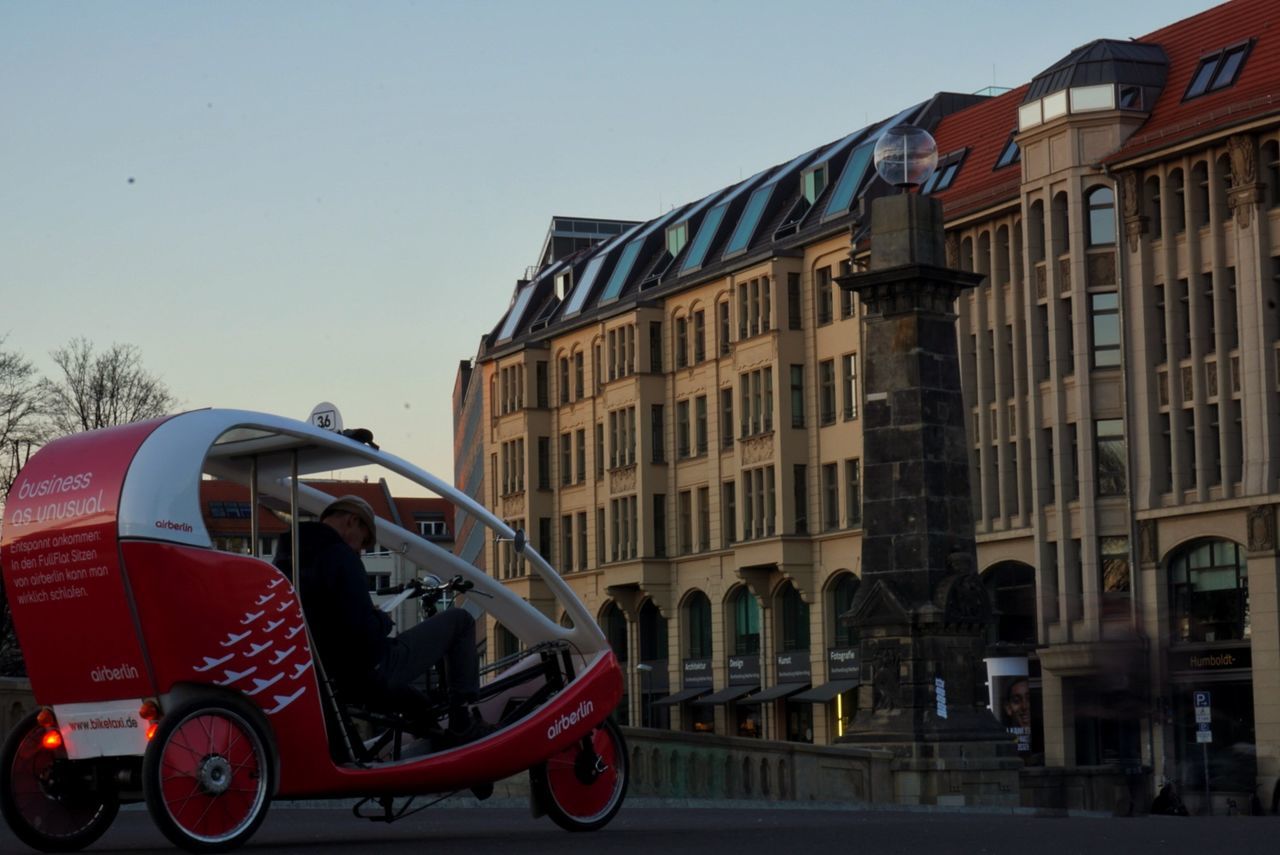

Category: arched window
[728, 587, 760, 655]
[1086, 186, 1115, 246]
[684, 591, 712, 659]
[1167, 168, 1186, 233]
[601, 601, 629, 663]
[1169, 539, 1249, 643]
[776, 583, 809, 652]
[1027, 200, 1046, 265]
[1191, 161, 1210, 228]
[982, 561, 1036, 645]
[828, 573, 860, 648]
[639, 599, 668, 663]
[1052, 191, 1070, 254]
[1264, 140, 1280, 208]
[495, 623, 521, 660]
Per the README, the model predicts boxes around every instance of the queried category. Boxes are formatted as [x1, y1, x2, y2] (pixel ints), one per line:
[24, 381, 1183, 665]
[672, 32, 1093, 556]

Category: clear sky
[2, 0, 1218, 490]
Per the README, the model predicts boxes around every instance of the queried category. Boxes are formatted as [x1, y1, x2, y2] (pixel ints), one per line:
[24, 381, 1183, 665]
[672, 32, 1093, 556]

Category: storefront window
[1170, 539, 1249, 643]
[730, 587, 760, 655]
[829, 573, 859, 648]
[685, 591, 712, 659]
[778, 583, 809, 652]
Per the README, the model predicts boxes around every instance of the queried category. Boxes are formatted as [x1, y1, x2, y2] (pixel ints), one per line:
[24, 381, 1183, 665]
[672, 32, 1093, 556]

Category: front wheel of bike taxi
[0, 709, 120, 853]
[531, 717, 628, 832]
[142, 697, 274, 853]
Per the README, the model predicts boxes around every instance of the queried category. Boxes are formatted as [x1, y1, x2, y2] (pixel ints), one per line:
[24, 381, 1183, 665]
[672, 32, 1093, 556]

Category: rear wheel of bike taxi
[531, 717, 628, 832]
[0, 710, 119, 853]
[142, 697, 274, 853]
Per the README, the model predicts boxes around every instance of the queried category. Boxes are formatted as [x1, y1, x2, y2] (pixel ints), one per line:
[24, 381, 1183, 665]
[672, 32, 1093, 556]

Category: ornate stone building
[456, 0, 1280, 810]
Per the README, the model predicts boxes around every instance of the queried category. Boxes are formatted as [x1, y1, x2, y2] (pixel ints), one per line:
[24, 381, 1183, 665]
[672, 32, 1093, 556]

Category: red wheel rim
[9, 727, 106, 838]
[544, 724, 622, 821]
[158, 711, 266, 843]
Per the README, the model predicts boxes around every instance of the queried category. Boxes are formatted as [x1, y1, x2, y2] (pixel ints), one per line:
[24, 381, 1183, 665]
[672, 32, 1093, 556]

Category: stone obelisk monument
[835, 176, 1020, 804]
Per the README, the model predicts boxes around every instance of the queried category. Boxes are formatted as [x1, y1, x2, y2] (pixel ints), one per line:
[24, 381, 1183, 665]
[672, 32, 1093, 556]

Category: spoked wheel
[143, 698, 273, 853]
[531, 717, 628, 832]
[0, 710, 119, 852]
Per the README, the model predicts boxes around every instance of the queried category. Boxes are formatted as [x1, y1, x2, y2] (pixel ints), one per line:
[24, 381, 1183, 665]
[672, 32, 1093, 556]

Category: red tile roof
[199, 480, 289, 536]
[394, 497, 455, 534]
[931, 85, 1029, 220]
[1110, 0, 1280, 164]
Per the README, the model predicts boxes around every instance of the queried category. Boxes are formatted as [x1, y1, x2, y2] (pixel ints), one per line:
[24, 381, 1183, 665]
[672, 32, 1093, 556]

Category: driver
[274, 495, 488, 745]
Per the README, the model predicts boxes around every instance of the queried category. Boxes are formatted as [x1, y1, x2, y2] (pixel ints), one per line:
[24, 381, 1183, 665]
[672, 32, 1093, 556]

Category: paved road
[2, 800, 1277, 855]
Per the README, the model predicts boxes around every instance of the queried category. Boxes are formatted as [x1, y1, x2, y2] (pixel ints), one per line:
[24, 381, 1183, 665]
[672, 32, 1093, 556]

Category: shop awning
[738, 683, 810, 704]
[790, 680, 860, 703]
[691, 684, 758, 706]
[651, 687, 709, 707]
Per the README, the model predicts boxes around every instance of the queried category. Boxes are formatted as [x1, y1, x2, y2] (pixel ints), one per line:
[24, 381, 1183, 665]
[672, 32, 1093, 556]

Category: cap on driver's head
[322, 495, 377, 550]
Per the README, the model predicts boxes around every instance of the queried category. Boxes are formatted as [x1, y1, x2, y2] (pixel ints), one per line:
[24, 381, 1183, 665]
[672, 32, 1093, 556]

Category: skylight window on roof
[599, 240, 642, 303]
[680, 204, 728, 273]
[495, 282, 538, 342]
[563, 254, 605, 318]
[994, 133, 1021, 170]
[920, 149, 966, 195]
[1184, 41, 1252, 100]
[723, 185, 772, 256]
[822, 140, 876, 221]
[555, 271, 573, 301]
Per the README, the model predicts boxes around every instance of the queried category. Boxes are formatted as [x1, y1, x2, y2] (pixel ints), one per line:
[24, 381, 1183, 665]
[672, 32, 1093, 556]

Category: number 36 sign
[308, 402, 344, 433]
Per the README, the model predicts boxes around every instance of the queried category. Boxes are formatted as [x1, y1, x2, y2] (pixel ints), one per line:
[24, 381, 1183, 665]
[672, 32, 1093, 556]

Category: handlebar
[375, 575, 474, 599]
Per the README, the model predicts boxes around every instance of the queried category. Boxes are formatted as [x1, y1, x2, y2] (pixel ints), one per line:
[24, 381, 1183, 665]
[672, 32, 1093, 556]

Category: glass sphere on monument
[873, 125, 938, 189]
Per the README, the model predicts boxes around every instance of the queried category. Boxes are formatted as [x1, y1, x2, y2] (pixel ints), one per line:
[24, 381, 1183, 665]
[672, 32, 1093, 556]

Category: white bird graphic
[193, 654, 233, 673]
[246, 640, 274, 657]
[246, 673, 283, 696]
[240, 610, 265, 625]
[267, 687, 306, 715]
[218, 667, 257, 686]
[219, 630, 251, 647]
[270, 646, 297, 664]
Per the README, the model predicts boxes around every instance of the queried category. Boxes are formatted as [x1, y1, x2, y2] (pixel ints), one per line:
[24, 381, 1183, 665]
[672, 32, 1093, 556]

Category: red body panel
[122, 542, 624, 797]
[0, 420, 167, 705]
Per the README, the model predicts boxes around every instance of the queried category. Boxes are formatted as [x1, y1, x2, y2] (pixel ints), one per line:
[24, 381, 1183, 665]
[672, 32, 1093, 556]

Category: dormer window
[1184, 41, 1252, 100]
[667, 222, 688, 257]
[555, 270, 573, 301]
[802, 165, 828, 203]
[994, 133, 1020, 170]
[920, 149, 966, 194]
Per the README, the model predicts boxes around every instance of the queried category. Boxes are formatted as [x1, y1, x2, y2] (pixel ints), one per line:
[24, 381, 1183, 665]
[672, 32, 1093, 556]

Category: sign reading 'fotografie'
[682, 658, 713, 688]
[828, 647, 859, 679]
[1169, 646, 1252, 673]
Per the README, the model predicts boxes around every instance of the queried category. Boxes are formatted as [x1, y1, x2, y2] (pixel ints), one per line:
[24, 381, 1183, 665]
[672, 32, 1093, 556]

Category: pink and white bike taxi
[0, 408, 627, 852]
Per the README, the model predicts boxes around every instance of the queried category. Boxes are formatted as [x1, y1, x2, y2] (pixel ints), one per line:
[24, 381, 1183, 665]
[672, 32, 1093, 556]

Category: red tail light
[146, 722, 158, 741]
[36, 708, 55, 729]
[41, 729, 63, 750]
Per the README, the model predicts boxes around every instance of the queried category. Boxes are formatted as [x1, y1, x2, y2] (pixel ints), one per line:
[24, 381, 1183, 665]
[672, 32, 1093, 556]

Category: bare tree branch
[0, 336, 47, 499]
[41, 338, 176, 436]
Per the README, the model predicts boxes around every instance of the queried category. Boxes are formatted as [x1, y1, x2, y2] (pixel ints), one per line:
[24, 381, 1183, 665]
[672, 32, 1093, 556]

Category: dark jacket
[273, 521, 392, 692]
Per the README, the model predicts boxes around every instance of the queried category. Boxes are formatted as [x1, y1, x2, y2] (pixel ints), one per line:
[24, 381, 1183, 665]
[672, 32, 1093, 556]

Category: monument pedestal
[835, 192, 1021, 806]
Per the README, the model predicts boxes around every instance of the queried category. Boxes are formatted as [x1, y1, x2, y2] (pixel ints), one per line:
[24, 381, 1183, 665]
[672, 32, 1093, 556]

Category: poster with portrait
[985, 656, 1031, 753]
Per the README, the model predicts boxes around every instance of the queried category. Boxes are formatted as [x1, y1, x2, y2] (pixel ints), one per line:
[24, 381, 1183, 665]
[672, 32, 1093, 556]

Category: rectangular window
[1090, 292, 1121, 368]
[761, 277, 772, 332]
[1100, 535, 1130, 617]
[842, 353, 858, 420]
[819, 360, 836, 425]
[651, 404, 665, 464]
[723, 481, 737, 545]
[721, 388, 734, 449]
[693, 310, 706, 363]
[575, 429, 586, 483]
[787, 272, 802, 330]
[678, 490, 692, 554]
[816, 267, 833, 325]
[845, 459, 861, 528]
[695, 395, 708, 455]
[718, 300, 731, 355]
[822, 463, 839, 531]
[650, 321, 663, 373]
[577, 511, 588, 570]
[738, 283, 749, 340]
[595, 423, 604, 479]
[537, 437, 550, 490]
[793, 464, 808, 534]
[596, 507, 605, 565]
[697, 486, 710, 551]
[539, 517, 552, 556]
[653, 494, 667, 558]
[536, 361, 548, 408]
[840, 280, 854, 319]
[1095, 418, 1127, 496]
[676, 316, 688, 369]
[560, 433, 572, 486]
[561, 514, 573, 571]
[677, 400, 691, 459]
[790, 364, 805, 428]
[575, 352, 585, 399]
[559, 357, 571, 405]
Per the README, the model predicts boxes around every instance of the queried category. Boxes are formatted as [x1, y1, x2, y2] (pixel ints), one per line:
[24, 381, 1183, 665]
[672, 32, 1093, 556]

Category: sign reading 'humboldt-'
[1169, 646, 1251, 673]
